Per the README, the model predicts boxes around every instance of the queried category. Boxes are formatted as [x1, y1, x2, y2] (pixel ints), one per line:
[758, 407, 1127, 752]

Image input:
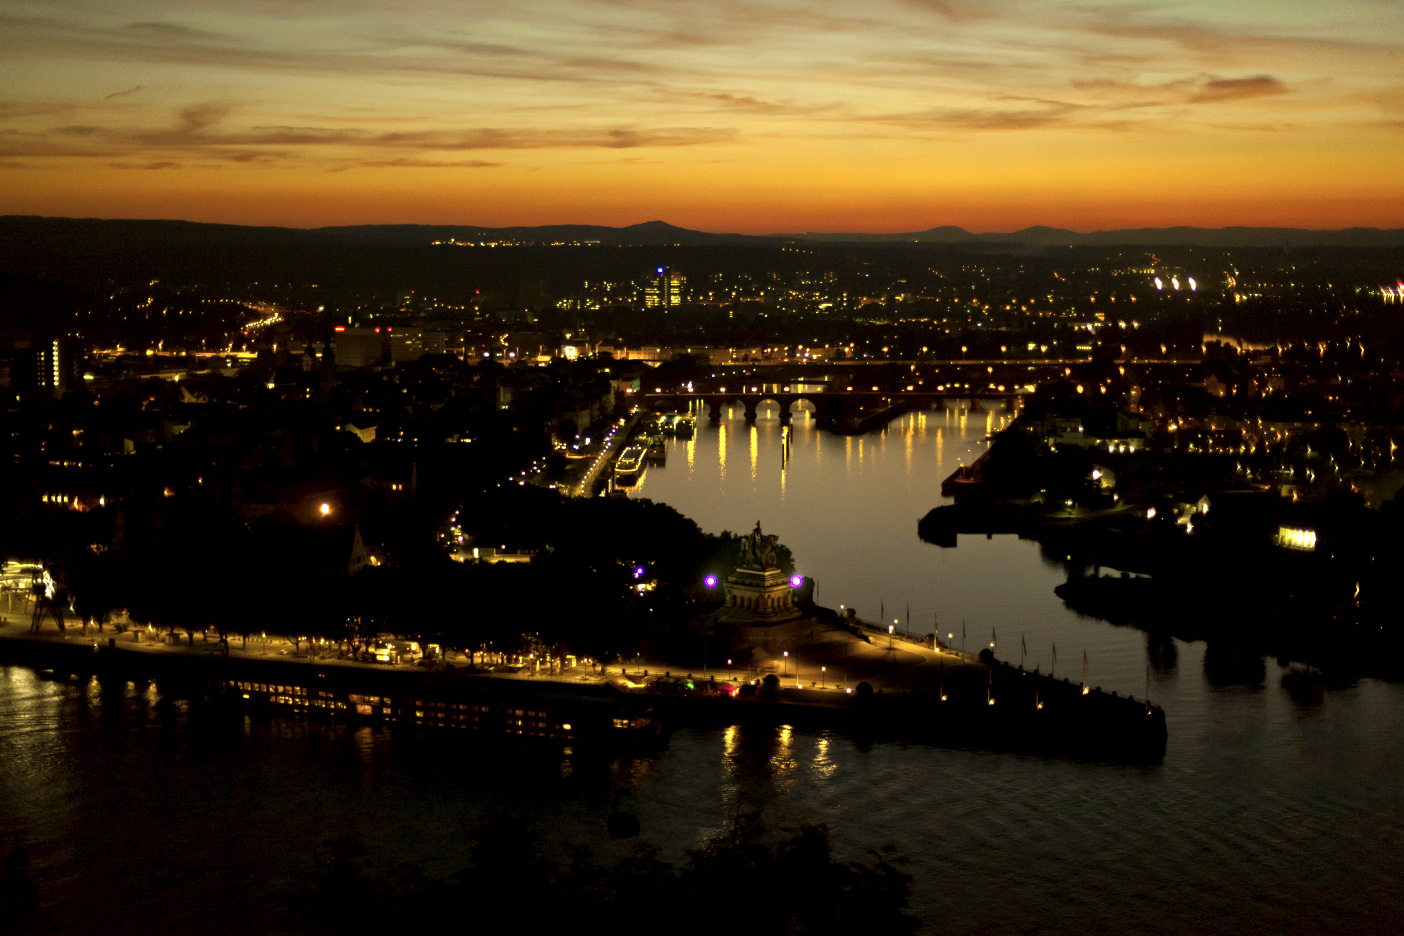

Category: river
[3, 402, 1402, 933]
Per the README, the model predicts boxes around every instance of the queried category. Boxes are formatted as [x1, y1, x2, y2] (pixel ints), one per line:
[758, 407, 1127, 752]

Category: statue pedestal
[721, 566, 801, 624]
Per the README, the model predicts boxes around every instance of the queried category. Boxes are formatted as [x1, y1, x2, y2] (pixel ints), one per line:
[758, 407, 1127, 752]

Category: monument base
[719, 566, 801, 625]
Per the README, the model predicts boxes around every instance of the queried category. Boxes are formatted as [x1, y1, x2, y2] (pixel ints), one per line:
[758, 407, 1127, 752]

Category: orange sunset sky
[2, 0, 1403, 233]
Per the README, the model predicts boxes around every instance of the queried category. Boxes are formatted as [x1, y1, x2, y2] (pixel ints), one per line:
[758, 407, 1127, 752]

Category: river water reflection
[2, 403, 1403, 934]
[623, 402, 1404, 931]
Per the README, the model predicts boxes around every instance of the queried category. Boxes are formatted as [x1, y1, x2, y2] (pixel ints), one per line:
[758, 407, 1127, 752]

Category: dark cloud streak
[1190, 76, 1288, 103]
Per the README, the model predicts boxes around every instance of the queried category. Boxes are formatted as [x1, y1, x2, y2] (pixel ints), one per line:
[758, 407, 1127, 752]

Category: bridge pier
[968, 398, 983, 413]
[779, 401, 792, 425]
[707, 399, 723, 424]
[743, 401, 759, 426]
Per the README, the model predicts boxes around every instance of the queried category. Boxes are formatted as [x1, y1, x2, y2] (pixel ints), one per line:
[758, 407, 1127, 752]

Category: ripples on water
[2, 665, 1403, 934]
[4, 404, 1404, 933]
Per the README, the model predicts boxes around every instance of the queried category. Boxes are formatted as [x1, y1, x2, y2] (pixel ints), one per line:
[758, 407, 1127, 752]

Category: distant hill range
[3, 215, 1402, 250]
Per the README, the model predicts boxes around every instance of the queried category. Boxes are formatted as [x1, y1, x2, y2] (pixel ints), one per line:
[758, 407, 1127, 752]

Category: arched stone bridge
[644, 389, 1024, 427]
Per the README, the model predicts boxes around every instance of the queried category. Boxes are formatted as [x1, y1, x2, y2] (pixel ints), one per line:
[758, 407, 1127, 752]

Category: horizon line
[5, 213, 1403, 237]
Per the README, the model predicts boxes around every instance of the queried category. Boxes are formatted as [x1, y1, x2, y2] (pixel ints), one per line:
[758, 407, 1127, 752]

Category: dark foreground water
[4, 404, 1404, 933]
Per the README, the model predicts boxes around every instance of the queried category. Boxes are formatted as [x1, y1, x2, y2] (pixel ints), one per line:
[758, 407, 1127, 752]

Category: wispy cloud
[1070, 74, 1291, 110]
[864, 100, 1086, 132]
[1, 0, 1401, 226]
[1190, 75, 1288, 103]
[331, 158, 503, 170]
[3, 99, 740, 166]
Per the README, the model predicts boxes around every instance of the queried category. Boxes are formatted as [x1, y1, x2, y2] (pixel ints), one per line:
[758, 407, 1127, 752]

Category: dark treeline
[4, 480, 791, 666]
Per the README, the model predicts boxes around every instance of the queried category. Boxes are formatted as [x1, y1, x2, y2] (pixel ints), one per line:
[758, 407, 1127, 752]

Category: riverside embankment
[0, 618, 1166, 761]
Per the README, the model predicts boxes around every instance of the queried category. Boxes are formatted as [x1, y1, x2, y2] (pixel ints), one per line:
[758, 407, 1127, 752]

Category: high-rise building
[644, 267, 685, 308]
[0, 337, 73, 398]
[37, 338, 69, 397]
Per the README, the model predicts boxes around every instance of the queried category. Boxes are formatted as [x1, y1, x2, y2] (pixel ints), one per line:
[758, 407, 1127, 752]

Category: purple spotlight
[704, 575, 718, 588]
[656, 266, 665, 274]
[790, 575, 803, 588]
[634, 566, 645, 578]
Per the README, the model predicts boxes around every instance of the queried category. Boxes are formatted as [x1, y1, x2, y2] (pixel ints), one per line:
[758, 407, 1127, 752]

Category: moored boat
[614, 445, 647, 486]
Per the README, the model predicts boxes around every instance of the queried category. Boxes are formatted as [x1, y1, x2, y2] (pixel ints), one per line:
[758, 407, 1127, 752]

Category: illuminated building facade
[644, 267, 685, 308]
[0, 337, 73, 399]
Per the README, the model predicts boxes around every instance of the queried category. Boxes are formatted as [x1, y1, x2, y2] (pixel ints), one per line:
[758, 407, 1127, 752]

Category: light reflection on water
[611, 401, 1404, 931]
[770, 724, 796, 782]
[4, 403, 1404, 933]
[629, 402, 1014, 660]
[812, 734, 836, 781]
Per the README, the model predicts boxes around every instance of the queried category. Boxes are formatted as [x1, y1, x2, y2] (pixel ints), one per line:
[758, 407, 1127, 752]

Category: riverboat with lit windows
[222, 672, 660, 747]
[613, 446, 647, 486]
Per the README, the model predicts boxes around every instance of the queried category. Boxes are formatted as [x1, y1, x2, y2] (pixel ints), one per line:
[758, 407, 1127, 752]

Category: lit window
[1277, 526, 1316, 551]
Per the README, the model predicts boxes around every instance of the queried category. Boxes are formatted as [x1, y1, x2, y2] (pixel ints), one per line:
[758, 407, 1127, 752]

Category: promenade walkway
[570, 412, 641, 497]
[0, 602, 987, 701]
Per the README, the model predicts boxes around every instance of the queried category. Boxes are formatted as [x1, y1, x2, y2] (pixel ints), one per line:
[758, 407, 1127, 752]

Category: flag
[1021, 634, 1027, 655]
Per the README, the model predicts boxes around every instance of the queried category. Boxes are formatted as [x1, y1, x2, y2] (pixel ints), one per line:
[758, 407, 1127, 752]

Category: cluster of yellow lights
[1277, 527, 1317, 552]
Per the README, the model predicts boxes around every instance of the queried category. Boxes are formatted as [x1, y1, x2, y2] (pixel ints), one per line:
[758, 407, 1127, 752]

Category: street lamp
[782, 650, 788, 677]
[821, 666, 826, 689]
[888, 624, 894, 649]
